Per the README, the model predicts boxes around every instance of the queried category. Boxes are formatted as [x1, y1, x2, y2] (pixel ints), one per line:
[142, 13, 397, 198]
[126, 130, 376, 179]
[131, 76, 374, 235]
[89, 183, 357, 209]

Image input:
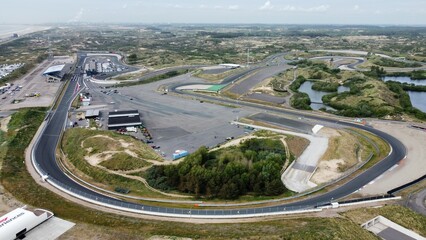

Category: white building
[0, 207, 53, 240]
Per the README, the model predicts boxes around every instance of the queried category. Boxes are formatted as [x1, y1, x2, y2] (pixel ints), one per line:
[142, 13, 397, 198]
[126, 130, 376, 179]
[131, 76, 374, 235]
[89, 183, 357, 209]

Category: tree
[128, 53, 137, 64]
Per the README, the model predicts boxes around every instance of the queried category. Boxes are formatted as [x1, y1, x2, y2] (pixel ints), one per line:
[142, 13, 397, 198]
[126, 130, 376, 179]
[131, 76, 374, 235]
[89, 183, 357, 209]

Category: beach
[0, 25, 50, 40]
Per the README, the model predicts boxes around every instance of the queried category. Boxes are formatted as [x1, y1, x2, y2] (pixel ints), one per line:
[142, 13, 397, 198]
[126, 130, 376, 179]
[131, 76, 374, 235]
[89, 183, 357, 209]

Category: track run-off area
[31, 52, 407, 219]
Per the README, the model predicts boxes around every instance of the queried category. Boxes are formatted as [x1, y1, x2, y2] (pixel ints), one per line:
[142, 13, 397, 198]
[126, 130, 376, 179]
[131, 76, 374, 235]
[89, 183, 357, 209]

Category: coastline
[0, 25, 51, 40]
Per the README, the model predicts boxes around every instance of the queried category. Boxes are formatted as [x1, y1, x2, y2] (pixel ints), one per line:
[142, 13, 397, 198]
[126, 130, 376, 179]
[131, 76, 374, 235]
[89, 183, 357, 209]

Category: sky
[1, 0, 425, 25]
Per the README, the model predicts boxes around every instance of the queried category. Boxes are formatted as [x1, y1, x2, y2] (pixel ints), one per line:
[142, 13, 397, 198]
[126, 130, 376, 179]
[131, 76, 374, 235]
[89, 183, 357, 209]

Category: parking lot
[0, 56, 74, 111]
[85, 54, 138, 80]
[85, 74, 254, 160]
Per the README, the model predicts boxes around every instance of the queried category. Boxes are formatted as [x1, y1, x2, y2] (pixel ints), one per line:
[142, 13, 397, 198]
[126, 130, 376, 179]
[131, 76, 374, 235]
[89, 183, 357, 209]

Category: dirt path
[80, 138, 188, 198]
[0, 116, 11, 132]
[106, 168, 191, 198]
[24, 121, 401, 225]
[280, 137, 291, 170]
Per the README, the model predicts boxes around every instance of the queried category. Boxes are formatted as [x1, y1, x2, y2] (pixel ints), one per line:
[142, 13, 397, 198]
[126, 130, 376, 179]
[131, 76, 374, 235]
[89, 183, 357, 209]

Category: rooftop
[43, 65, 66, 75]
[109, 110, 140, 118]
[108, 115, 142, 128]
[85, 109, 100, 118]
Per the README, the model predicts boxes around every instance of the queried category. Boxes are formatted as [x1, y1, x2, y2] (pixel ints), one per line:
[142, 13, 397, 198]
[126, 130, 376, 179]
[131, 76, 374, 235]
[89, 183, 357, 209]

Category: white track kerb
[47, 179, 324, 219]
[30, 114, 324, 218]
[28, 54, 404, 219]
[30, 122, 399, 219]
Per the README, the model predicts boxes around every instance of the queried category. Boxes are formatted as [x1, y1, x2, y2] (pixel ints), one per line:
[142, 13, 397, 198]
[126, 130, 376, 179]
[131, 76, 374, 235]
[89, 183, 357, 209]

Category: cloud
[305, 5, 329, 12]
[260, 1, 273, 10]
[122, 3, 128, 9]
[228, 5, 240, 11]
[280, 5, 330, 13]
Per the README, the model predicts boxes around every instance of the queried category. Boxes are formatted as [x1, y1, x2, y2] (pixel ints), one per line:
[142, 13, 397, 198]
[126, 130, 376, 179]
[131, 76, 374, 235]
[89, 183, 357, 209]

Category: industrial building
[43, 64, 72, 82]
[108, 110, 142, 129]
[85, 109, 100, 119]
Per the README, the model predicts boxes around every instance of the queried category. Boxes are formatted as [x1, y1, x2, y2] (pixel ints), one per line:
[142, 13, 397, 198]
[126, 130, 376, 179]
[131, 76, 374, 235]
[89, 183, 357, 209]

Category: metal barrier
[388, 174, 426, 195]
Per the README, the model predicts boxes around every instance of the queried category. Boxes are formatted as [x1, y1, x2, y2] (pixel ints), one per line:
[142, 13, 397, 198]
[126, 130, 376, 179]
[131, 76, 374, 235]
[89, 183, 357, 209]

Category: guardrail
[45, 175, 322, 218]
[317, 195, 401, 209]
[199, 123, 375, 207]
[29, 53, 408, 219]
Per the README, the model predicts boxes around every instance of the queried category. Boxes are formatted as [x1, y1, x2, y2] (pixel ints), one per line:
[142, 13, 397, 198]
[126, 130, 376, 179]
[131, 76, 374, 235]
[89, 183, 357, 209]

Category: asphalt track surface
[228, 65, 289, 95]
[33, 53, 406, 218]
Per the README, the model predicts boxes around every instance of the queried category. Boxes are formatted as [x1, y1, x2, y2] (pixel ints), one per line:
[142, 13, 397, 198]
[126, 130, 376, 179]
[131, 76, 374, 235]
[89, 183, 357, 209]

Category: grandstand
[43, 64, 71, 82]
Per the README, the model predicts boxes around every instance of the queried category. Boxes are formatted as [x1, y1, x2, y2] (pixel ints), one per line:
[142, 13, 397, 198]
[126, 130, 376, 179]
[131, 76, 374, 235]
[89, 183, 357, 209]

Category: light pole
[247, 47, 250, 67]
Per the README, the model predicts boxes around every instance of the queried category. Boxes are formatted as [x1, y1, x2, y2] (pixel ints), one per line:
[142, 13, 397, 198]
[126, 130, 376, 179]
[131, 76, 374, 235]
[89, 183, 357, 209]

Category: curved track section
[32, 53, 406, 219]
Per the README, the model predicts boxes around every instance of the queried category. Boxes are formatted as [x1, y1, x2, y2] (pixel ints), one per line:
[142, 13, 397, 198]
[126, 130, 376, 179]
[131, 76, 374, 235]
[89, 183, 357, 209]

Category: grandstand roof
[43, 65, 66, 75]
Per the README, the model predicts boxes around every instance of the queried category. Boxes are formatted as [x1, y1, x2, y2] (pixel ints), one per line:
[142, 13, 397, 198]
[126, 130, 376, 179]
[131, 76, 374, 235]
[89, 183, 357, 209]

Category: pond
[382, 76, 426, 113]
[382, 76, 426, 86]
[408, 91, 426, 113]
[298, 81, 349, 110]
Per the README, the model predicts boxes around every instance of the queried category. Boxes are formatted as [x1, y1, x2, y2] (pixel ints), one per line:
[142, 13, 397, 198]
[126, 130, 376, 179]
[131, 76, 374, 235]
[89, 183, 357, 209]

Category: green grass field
[1, 109, 425, 239]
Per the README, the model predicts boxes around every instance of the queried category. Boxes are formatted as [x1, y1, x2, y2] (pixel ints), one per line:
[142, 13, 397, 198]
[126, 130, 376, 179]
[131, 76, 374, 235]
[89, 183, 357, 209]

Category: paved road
[86, 74, 251, 160]
[406, 188, 426, 216]
[228, 65, 289, 95]
[310, 56, 365, 70]
[32, 52, 406, 218]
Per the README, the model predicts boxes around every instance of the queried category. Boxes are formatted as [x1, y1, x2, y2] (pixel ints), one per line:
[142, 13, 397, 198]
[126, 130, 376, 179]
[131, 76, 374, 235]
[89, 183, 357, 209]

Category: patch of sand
[311, 128, 363, 185]
[311, 159, 345, 185]
[0, 116, 11, 132]
[253, 85, 274, 92]
[84, 151, 120, 166]
[124, 149, 138, 158]
[317, 127, 341, 138]
[83, 135, 134, 149]
[119, 139, 133, 148]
